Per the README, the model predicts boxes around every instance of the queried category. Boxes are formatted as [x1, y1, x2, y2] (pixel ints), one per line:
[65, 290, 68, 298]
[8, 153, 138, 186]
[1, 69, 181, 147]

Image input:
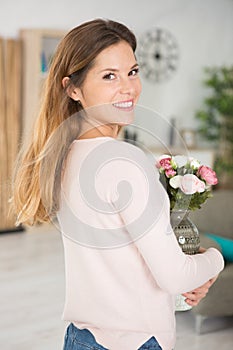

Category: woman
[12, 19, 224, 350]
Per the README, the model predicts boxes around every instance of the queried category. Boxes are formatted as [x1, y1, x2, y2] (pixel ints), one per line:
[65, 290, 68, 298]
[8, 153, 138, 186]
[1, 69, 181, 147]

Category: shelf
[20, 28, 66, 139]
[147, 147, 215, 167]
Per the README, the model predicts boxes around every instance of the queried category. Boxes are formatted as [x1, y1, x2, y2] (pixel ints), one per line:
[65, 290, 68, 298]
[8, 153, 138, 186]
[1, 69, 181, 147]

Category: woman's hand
[182, 247, 219, 306]
[182, 276, 218, 307]
[198, 246, 207, 253]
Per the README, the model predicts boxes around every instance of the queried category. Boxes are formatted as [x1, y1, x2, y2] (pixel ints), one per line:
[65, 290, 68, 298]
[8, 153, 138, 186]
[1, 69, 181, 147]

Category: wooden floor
[0, 224, 233, 350]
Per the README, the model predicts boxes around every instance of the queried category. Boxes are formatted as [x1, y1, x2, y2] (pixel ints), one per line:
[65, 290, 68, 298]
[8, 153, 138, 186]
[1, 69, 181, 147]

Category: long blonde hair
[12, 18, 137, 225]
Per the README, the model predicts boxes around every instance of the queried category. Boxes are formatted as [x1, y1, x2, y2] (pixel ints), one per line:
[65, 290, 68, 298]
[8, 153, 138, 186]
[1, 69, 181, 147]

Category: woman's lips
[112, 100, 134, 111]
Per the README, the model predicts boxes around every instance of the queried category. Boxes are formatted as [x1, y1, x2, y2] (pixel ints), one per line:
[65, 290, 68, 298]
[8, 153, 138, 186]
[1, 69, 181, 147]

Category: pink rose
[160, 158, 172, 170]
[165, 168, 176, 177]
[197, 165, 218, 185]
[156, 155, 172, 170]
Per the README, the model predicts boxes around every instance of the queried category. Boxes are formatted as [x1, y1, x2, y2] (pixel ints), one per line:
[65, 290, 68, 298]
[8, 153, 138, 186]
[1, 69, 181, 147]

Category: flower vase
[170, 209, 200, 311]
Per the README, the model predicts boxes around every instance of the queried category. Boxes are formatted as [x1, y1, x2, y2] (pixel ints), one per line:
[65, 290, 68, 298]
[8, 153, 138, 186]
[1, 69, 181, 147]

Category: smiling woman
[11, 18, 224, 350]
[62, 40, 141, 139]
[63, 42, 141, 111]
[12, 18, 140, 224]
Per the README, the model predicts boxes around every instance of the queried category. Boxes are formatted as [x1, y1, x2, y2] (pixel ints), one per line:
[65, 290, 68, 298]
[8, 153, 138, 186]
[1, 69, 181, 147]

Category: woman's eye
[103, 73, 115, 80]
[129, 68, 139, 76]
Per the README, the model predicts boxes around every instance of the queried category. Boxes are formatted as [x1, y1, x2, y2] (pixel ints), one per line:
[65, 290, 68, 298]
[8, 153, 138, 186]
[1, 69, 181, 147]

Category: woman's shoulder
[97, 139, 159, 182]
[68, 137, 158, 181]
[116, 139, 146, 155]
[115, 140, 157, 173]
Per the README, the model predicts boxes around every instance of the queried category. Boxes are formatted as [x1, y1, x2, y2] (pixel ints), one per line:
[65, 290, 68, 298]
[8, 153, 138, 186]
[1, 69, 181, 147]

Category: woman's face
[71, 41, 142, 126]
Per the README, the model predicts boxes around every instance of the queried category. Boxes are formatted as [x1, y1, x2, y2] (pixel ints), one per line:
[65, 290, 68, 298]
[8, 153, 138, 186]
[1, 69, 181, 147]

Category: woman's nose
[119, 77, 134, 95]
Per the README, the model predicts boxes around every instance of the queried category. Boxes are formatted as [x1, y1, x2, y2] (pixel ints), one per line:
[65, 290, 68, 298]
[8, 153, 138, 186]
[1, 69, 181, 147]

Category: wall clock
[137, 27, 179, 83]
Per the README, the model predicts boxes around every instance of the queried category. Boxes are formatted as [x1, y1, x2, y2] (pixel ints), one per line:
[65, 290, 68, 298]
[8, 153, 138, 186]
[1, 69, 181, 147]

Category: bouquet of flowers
[156, 154, 218, 211]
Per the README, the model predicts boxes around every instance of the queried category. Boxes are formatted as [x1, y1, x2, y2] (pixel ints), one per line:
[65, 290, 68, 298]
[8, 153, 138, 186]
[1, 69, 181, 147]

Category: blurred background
[0, 0, 233, 349]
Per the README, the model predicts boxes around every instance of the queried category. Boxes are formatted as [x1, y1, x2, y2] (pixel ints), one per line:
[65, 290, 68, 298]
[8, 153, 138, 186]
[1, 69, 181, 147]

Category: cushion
[205, 233, 233, 262]
[190, 190, 233, 239]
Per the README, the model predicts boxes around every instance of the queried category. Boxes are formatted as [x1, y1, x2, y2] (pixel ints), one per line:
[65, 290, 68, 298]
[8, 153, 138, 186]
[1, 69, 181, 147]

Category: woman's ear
[62, 77, 81, 101]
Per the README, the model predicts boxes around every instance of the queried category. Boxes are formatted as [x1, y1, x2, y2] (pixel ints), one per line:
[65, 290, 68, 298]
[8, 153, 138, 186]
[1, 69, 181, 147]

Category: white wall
[1, 0, 233, 147]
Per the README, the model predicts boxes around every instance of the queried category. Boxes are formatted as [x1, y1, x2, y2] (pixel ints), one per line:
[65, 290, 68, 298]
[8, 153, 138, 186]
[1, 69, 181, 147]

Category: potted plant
[195, 65, 233, 188]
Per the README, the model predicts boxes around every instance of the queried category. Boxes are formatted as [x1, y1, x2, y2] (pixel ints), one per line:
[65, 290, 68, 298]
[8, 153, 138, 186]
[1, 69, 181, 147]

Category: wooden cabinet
[20, 29, 66, 138]
[0, 38, 22, 231]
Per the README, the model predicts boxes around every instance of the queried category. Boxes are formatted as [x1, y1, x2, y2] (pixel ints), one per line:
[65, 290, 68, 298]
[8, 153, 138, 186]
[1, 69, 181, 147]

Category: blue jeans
[63, 323, 162, 350]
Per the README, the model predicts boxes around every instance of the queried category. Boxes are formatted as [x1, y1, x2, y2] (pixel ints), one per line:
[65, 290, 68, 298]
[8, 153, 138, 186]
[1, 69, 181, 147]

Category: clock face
[137, 28, 179, 83]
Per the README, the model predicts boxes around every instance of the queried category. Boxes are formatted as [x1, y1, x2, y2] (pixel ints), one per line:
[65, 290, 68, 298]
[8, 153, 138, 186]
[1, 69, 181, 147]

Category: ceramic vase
[170, 209, 200, 311]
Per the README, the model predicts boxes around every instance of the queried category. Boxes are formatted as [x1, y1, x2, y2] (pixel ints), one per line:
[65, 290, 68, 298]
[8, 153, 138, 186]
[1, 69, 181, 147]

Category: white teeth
[113, 101, 133, 108]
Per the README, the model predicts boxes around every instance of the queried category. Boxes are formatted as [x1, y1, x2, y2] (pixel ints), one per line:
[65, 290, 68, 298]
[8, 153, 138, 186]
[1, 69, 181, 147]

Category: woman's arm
[182, 247, 219, 306]
[110, 143, 224, 295]
[182, 275, 218, 306]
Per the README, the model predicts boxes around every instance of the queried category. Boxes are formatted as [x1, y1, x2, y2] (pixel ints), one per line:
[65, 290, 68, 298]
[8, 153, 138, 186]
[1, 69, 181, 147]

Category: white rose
[169, 175, 182, 189]
[189, 157, 201, 169]
[170, 174, 205, 194]
[180, 174, 205, 195]
[172, 155, 188, 168]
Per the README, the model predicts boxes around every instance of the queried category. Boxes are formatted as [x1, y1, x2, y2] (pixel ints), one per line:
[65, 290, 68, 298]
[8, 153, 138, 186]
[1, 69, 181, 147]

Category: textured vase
[170, 209, 200, 311]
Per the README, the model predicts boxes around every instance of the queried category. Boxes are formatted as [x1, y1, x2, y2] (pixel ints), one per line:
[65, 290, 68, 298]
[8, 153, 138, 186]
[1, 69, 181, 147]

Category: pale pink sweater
[57, 137, 224, 350]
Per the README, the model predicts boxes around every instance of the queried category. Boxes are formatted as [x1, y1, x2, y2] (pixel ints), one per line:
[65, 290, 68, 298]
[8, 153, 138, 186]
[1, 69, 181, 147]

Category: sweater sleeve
[109, 142, 224, 295]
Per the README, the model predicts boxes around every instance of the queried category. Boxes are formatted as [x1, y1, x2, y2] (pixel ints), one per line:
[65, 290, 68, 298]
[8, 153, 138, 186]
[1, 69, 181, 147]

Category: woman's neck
[77, 124, 120, 140]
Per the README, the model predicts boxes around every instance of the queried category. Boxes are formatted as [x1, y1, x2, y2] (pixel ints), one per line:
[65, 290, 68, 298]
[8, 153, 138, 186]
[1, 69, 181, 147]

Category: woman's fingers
[182, 275, 219, 306]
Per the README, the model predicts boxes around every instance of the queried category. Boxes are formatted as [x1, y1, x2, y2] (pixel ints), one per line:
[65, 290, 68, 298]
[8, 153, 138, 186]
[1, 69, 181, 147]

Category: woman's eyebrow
[98, 63, 139, 73]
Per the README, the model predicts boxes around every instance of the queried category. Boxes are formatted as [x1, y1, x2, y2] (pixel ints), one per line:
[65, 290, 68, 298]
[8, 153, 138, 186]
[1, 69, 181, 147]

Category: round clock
[137, 27, 179, 83]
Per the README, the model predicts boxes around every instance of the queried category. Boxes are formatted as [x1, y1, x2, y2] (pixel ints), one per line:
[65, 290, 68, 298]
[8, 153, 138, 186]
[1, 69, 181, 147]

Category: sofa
[189, 189, 233, 333]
